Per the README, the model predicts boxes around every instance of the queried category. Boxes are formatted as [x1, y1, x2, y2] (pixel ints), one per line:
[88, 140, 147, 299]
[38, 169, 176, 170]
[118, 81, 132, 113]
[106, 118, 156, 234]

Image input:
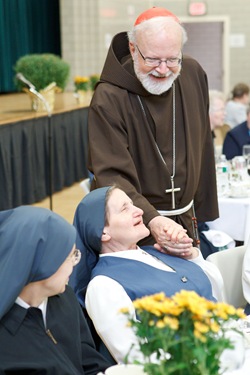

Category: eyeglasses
[136, 45, 182, 68]
[69, 249, 81, 266]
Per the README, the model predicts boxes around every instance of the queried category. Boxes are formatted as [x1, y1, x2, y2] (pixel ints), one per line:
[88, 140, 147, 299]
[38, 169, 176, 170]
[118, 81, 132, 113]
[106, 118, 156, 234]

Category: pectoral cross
[165, 176, 180, 209]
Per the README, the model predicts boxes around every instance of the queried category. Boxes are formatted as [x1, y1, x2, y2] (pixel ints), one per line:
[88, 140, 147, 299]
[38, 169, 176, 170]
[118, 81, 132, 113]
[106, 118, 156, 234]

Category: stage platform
[0, 91, 89, 125]
[0, 91, 90, 210]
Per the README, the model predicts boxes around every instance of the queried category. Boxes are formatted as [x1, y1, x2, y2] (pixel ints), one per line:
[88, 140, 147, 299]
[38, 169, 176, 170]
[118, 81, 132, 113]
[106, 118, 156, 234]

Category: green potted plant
[14, 53, 70, 91]
[14, 53, 70, 111]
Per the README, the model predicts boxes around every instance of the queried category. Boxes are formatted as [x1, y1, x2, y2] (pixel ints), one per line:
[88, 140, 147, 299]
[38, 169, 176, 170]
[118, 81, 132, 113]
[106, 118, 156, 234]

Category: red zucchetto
[134, 7, 180, 26]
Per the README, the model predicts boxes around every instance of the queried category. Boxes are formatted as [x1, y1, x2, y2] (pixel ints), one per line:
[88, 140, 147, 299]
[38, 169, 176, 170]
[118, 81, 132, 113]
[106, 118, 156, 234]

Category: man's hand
[148, 216, 193, 257]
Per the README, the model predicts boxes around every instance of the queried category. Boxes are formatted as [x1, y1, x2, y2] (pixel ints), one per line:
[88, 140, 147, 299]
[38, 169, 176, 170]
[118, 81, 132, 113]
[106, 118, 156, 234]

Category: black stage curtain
[0, 107, 89, 210]
[0, 0, 61, 93]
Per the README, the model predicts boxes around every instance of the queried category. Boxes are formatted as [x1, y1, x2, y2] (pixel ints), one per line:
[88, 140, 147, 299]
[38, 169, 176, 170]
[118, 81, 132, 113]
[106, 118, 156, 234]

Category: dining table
[207, 160, 250, 247]
[207, 195, 250, 244]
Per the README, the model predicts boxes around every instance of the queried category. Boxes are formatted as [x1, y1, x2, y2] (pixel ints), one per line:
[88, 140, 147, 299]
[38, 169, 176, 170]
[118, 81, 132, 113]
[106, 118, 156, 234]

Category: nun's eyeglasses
[70, 249, 81, 266]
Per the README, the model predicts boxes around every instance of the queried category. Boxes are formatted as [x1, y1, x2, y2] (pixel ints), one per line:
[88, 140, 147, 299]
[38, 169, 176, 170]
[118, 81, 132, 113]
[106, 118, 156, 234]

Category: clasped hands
[149, 216, 197, 259]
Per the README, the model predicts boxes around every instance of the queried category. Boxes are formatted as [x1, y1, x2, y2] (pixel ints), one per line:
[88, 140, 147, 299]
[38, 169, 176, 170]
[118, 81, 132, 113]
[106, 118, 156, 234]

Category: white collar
[16, 296, 48, 326]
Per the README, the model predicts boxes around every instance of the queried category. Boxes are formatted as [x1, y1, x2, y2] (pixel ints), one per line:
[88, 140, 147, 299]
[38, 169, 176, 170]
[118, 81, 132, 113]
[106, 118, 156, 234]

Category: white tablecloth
[207, 197, 250, 243]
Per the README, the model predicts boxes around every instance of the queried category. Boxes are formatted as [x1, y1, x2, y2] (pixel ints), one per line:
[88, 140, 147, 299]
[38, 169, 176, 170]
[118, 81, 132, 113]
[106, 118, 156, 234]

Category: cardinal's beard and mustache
[134, 59, 181, 95]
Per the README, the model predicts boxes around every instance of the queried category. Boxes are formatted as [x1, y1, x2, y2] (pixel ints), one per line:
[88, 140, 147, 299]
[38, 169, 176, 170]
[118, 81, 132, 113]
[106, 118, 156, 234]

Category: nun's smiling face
[102, 188, 150, 251]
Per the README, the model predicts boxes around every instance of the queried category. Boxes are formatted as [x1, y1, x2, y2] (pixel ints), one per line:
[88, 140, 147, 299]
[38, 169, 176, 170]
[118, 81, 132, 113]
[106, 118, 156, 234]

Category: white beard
[134, 59, 181, 95]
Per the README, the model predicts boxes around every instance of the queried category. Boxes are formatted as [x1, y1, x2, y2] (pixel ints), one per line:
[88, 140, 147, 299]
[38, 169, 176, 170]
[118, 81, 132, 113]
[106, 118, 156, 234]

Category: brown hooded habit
[88, 32, 218, 245]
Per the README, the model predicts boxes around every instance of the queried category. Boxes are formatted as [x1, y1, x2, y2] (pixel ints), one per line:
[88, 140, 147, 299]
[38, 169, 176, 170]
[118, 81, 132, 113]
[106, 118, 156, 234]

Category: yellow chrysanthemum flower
[194, 328, 207, 342]
[194, 321, 210, 334]
[163, 316, 179, 330]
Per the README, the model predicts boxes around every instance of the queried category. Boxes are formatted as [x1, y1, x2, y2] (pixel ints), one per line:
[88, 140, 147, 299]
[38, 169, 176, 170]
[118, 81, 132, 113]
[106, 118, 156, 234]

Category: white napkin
[202, 229, 235, 248]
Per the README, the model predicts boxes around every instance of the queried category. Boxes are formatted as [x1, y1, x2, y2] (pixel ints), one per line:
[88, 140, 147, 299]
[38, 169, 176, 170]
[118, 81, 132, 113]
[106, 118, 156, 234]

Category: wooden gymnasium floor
[32, 182, 86, 224]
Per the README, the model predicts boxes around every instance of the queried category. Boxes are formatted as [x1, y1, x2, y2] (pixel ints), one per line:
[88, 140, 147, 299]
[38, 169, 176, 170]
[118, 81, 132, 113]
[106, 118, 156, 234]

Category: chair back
[80, 178, 90, 195]
[214, 123, 231, 146]
[207, 246, 247, 308]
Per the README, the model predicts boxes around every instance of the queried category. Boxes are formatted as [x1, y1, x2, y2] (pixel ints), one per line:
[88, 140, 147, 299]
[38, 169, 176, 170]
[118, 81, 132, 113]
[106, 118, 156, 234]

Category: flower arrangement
[74, 76, 90, 92]
[74, 74, 100, 92]
[122, 290, 246, 375]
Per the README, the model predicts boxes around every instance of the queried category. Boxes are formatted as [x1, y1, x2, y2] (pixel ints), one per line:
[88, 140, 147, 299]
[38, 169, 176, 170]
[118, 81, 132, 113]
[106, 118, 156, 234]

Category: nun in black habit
[0, 206, 111, 375]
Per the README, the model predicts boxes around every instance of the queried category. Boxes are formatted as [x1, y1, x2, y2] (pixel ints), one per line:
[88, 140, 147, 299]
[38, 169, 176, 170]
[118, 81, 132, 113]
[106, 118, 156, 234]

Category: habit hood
[0, 206, 76, 319]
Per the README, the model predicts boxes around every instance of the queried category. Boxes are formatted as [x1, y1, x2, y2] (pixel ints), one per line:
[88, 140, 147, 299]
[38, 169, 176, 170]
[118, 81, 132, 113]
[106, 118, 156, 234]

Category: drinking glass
[247, 157, 250, 177]
[242, 144, 250, 162]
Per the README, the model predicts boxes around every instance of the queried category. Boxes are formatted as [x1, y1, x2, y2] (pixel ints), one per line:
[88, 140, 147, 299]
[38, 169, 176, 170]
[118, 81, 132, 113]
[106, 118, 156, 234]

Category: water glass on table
[242, 145, 250, 163]
[246, 156, 250, 177]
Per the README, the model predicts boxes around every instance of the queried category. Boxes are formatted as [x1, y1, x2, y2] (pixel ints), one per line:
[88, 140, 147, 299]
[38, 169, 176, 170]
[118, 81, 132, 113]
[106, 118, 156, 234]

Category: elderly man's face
[210, 98, 225, 130]
[130, 26, 182, 95]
